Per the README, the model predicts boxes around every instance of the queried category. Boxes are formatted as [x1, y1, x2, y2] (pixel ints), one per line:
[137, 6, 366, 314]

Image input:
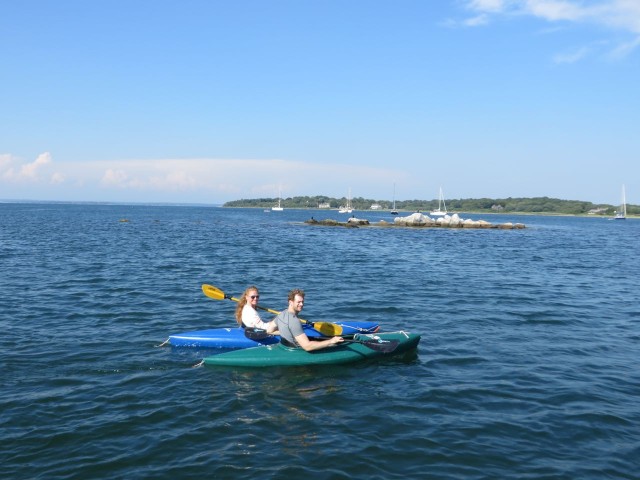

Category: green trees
[223, 195, 633, 215]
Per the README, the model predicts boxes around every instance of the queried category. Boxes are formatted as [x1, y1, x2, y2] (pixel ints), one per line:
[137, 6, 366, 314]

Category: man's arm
[294, 333, 344, 351]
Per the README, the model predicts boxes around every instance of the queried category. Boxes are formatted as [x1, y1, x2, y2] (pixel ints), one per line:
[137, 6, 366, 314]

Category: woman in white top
[235, 286, 278, 334]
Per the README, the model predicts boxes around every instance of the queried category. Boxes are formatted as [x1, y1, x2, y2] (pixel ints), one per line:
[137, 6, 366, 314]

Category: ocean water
[1, 203, 638, 479]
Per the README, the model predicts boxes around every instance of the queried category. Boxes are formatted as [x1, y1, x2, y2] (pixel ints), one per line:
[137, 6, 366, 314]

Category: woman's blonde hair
[235, 286, 259, 326]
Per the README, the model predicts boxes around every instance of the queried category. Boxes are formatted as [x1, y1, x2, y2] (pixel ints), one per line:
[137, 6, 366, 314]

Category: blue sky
[1, 0, 638, 205]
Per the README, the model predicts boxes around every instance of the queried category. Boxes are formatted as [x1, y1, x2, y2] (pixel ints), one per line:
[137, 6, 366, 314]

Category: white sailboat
[430, 187, 447, 217]
[614, 185, 626, 220]
[391, 183, 398, 215]
[338, 189, 353, 213]
[272, 188, 284, 211]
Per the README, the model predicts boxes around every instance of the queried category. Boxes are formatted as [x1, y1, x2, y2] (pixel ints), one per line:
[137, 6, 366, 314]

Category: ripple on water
[2, 206, 640, 479]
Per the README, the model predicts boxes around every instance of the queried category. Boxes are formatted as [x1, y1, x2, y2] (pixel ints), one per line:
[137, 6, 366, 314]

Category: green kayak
[203, 331, 421, 367]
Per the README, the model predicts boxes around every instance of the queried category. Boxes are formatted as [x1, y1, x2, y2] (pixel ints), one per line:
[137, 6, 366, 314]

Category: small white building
[588, 208, 607, 215]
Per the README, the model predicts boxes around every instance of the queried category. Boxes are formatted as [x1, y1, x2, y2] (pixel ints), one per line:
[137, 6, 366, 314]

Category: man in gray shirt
[275, 289, 344, 351]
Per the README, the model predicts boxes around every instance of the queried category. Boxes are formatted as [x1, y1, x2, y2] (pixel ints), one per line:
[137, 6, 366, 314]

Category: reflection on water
[1, 204, 639, 480]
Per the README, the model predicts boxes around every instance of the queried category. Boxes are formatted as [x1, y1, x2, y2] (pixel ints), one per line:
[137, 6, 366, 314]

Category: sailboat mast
[613, 184, 626, 219]
[393, 183, 396, 209]
[390, 183, 398, 214]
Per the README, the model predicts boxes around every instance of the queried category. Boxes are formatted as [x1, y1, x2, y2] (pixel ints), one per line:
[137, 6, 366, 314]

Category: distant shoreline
[223, 195, 633, 217]
[0, 199, 222, 208]
[1, 199, 634, 218]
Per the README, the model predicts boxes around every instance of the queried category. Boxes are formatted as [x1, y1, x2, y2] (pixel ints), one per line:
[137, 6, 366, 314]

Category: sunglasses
[250, 295, 260, 299]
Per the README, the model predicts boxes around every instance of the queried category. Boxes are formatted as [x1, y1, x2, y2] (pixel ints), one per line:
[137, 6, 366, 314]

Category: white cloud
[0, 154, 13, 171]
[553, 45, 591, 62]
[20, 152, 52, 179]
[101, 168, 129, 187]
[50, 172, 65, 184]
[609, 35, 640, 57]
[1, 154, 410, 203]
[464, 14, 492, 26]
[1, 152, 55, 182]
[148, 170, 198, 191]
[468, 0, 507, 13]
[98, 160, 216, 191]
[604, 0, 640, 34]
[462, 0, 640, 56]
[524, 0, 590, 22]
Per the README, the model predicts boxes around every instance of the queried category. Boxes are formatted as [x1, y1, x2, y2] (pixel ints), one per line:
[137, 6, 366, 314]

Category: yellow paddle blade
[313, 322, 343, 336]
[202, 284, 225, 300]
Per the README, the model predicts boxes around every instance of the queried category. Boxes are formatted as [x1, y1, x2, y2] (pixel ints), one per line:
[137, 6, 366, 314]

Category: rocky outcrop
[392, 212, 524, 229]
[347, 216, 370, 225]
[393, 212, 433, 226]
[306, 213, 524, 229]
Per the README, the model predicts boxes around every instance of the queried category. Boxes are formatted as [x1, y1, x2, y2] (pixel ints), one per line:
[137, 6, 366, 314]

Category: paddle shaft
[305, 336, 398, 353]
[244, 327, 353, 340]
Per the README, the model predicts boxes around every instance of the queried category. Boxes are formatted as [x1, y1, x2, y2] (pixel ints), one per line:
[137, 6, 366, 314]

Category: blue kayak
[168, 321, 380, 349]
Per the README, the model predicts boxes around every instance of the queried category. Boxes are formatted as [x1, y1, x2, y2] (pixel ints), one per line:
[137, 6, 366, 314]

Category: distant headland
[224, 195, 635, 216]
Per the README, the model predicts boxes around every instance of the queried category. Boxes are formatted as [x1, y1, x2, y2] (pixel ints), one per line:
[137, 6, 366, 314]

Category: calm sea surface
[1, 203, 639, 479]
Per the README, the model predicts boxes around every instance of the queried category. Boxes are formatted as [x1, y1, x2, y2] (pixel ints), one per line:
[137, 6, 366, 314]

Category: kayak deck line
[201, 331, 421, 368]
[165, 321, 380, 349]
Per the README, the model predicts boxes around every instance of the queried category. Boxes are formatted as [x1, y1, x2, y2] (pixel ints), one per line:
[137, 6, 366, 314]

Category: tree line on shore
[223, 195, 636, 216]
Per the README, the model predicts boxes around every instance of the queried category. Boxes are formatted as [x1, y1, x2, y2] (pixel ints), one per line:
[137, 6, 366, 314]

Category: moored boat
[613, 184, 626, 220]
[203, 331, 420, 367]
[272, 187, 284, 211]
[168, 320, 380, 348]
[391, 182, 398, 215]
[338, 188, 354, 213]
[430, 186, 447, 217]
